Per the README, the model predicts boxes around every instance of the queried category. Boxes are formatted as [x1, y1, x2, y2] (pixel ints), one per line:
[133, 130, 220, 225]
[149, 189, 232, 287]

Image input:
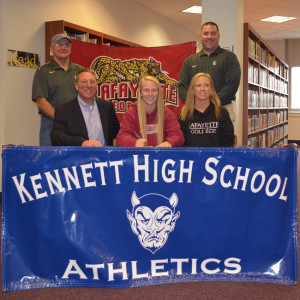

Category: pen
[134, 131, 142, 139]
[134, 131, 148, 147]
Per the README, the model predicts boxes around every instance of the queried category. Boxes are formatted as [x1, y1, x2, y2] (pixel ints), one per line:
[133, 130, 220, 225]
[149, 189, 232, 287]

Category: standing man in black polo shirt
[178, 21, 241, 127]
[32, 33, 82, 146]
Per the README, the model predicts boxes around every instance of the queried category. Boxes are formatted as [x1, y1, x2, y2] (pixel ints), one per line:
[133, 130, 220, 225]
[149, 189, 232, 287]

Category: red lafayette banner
[70, 40, 197, 120]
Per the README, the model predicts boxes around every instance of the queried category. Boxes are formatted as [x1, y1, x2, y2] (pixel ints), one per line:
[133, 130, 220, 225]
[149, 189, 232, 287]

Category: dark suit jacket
[50, 98, 120, 146]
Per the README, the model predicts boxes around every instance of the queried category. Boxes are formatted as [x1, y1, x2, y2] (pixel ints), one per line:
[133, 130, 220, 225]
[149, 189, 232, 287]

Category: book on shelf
[89, 38, 98, 44]
[269, 73, 275, 90]
[275, 59, 280, 75]
[75, 33, 89, 41]
[275, 95, 280, 107]
[283, 110, 287, 122]
[282, 137, 288, 145]
[268, 54, 275, 72]
[277, 111, 283, 124]
[63, 31, 97, 44]
[259, 90, 268, 108]
[274, 78, 287, 94]
[260, 69, 268, 87]
[248, 37, 259, 60]
[248, 136, 259, 148]
[248, 90, 259, 108]
[281, 96, 287, 107]
[248, 115, 259, 133]
[268, 92, 274, 108]
[268, 130, 275, 146]
[284, 124, 288, 136]
[268, 112, 273, 127]
[283, 82, 288, 94]
[244, 23, 289, 148]
[248, 62, 259, 83]
[259, 113, 267, 129]
[260, 133, 266, 148]
[275, 78, 279, 92]
[260, 47, 267, 65]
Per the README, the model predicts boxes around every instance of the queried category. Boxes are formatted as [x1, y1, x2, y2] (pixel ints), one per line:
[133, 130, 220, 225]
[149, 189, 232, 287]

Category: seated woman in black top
[178, 72, 234, 147]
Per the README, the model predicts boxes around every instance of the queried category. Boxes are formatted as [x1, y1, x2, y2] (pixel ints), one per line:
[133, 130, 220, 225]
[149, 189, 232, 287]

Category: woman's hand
[135, 139, 147, 147]
[156, 141, 171, 147]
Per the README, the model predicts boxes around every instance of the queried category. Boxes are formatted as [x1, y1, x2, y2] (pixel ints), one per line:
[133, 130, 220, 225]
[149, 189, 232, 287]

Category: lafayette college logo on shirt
[189, 122, 219, 134]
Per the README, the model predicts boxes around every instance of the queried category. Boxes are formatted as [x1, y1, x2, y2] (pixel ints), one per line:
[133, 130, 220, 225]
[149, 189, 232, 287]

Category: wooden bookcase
[45, 20, 143, 62]
[243, 23, 289, 147]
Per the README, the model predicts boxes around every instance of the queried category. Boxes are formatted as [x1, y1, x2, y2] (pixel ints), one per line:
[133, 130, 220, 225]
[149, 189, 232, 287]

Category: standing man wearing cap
[32, 33, 83, 146]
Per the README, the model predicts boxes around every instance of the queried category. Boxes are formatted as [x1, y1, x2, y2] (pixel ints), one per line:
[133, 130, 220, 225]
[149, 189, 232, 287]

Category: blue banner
[1, 146, 298, 291]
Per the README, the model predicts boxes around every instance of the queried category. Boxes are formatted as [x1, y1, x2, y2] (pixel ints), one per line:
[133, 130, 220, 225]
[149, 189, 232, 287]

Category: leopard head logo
[91, 56, 177, 86]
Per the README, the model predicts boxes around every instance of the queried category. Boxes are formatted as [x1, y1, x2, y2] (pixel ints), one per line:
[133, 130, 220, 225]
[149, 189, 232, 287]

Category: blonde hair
[179, 73, 221, 121]
[137, 76, 164, 145]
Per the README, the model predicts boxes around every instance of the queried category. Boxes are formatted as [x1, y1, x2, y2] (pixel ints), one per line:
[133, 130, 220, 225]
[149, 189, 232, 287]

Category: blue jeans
[39, 115, 53, 146]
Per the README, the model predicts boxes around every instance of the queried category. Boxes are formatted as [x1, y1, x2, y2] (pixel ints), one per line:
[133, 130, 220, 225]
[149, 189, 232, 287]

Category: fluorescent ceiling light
[260, 16, 296, 23]
[181, 6, 202, 14]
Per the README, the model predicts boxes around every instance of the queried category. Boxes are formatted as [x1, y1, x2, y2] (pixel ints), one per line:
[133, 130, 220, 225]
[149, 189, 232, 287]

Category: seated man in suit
[50, 68, 120, 146]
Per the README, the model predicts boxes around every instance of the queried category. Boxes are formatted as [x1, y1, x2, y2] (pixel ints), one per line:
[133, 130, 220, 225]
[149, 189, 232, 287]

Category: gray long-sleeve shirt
[178, 46, 241, 106]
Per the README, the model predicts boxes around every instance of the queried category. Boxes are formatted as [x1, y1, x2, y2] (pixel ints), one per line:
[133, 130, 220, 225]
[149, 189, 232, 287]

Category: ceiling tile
[132, 0, 300, 40]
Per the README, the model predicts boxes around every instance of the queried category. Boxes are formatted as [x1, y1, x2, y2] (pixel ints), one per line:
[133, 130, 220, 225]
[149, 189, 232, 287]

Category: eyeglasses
[54, 42, 71, 48]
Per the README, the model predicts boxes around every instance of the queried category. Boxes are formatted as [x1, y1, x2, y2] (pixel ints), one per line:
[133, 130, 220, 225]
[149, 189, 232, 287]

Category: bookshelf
[243, 23, 289, 147]
[45, 20, 143, 62]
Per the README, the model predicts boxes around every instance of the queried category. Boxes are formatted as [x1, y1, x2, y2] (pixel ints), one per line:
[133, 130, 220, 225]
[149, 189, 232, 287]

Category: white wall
[200, 0, 244, 144]
[286, 39, 300, 141]
[286, 39, 300, 142]
[286, 39, 300, 66]
[0, 0, 4, 152]
[0, 0, 199, 191]
[267, 40, 286, 62]
[288, 114, 300, 141]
